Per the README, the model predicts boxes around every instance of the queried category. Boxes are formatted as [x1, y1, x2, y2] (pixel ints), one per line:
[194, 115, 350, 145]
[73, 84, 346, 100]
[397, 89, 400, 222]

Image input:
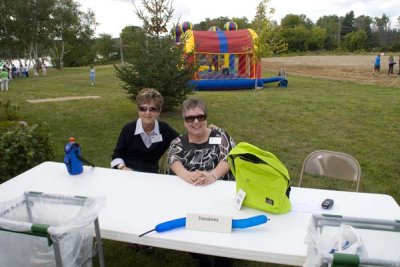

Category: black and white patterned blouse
[168, 128, 236, 181]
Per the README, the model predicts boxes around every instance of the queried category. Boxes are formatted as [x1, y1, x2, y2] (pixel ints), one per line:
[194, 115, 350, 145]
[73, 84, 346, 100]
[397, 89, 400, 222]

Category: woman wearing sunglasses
[168, 98, 236, 186]
[111, 88, 179, 173]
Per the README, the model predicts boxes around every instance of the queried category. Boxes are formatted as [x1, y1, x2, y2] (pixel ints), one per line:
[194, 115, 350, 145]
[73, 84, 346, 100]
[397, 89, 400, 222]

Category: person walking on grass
[1, 67, 9, 91]
[373, 54, 381, 74]
[388, 55, 395, 75]
[89, 65, 95, 86]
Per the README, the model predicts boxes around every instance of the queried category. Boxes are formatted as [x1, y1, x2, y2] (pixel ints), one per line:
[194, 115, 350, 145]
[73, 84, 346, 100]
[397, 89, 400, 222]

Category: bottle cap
[69, 137, 75, 143]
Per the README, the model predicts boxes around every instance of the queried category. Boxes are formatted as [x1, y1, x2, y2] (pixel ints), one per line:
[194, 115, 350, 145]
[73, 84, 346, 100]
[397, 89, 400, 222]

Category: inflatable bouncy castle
[178, 23, 288, 91]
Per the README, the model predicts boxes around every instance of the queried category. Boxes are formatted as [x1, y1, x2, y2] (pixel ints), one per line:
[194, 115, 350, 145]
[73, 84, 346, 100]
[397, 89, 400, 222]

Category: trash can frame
[312, 214, 400, 267]
[0, 191, 105, 267]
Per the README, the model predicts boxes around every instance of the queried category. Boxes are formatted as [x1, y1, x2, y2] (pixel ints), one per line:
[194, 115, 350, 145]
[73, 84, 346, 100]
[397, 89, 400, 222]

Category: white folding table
[0, 162, 399, 266]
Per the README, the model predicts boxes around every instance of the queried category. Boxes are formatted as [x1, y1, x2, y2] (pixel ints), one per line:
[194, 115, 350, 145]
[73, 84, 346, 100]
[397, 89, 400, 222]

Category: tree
[316, 15, 340, 49]
[280, 14, 314, 29]
[342, 30, 367, 51]
[193, 17, 230, 30]
[281, 25, 311, 52]
[341, 11, 355, 39]
[305, 27, 327, 51]
[0, 0, 97, 68]
[4, 0, 55, 63]
[372, 14, 391, 48]
[120, 25, 143, 45]
[133, 0, 173, 37]
[49, 0, 97, 68]
[252, 0, 287, 57]
[95, 34, 117, 62]
[354, 15, 373, 49]
[115, 0, 197, 111]
[232, 17, 251, 30]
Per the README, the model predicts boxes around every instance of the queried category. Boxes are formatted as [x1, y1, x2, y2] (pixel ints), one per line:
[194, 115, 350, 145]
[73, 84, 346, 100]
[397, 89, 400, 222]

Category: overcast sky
[77, 0, 400, 37]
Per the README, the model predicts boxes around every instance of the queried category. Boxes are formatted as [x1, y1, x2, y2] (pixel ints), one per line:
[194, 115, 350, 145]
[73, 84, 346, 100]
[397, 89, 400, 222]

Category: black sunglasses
[184, 114, 207, 123]
[139, 106, 159, 112]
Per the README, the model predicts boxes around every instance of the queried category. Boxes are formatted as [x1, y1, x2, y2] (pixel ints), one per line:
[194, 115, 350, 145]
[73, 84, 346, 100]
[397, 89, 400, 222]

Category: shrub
[0, 98, 20, 121]
[0, 122, 54, 183]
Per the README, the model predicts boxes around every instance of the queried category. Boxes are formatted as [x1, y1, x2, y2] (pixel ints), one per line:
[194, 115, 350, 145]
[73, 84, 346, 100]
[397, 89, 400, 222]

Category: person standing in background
[1, 67, 9, 91]
[42, 63, 47, 77]
[89, 65, 95, 86]
[388, 55, 395, 75]
[373, 54, 381, 73]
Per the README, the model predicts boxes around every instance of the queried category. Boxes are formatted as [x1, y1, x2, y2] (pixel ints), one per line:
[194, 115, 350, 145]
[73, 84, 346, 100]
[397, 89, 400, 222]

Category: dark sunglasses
[184, 114, 207, 123]
[139, 106, 159, 112]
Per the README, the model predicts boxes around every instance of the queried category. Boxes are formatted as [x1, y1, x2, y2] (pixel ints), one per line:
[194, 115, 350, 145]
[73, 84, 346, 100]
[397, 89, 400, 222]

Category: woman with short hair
[111, 88, 179, 173]
[168, 98, 235, 186]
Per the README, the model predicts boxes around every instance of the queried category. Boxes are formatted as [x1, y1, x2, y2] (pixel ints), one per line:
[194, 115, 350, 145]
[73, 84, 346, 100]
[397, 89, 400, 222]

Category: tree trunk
[60, 41, 65, 70]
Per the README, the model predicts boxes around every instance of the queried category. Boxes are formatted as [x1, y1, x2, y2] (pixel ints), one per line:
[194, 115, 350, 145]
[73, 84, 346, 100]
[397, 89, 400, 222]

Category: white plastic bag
[0, 192, 106, 267]
[327, 224, 368, 257]
[304, 220, 368, 267]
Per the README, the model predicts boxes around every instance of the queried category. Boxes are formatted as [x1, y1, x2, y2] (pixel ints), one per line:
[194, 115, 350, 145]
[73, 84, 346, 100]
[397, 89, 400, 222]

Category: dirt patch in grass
[262, 55, 400, 87]
[27, 96, 101, 103]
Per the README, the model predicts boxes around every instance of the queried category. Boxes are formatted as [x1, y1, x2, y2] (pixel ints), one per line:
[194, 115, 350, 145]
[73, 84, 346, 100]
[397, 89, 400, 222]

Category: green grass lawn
[1, 64, 399, 266]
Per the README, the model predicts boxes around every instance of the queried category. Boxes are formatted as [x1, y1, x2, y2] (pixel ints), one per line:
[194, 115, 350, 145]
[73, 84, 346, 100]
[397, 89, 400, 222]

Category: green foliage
[280, 14, 314, 29]
[0, 98, 20, 121]
[0, 123, 54, 183]
[114, 33, 196, 111]
[340, 11, 355, 38]
[116, 0, 196, 111]
[281, 25, 311, 52]
[342, 30, 368, 51]
[305, 27, 328, 51]
[0, 0, 97, 67]
[192, 16, 251, 31]
[94, 34, 118, 63]
[133, 0, 173, 37]
[252, 0, 287, 57]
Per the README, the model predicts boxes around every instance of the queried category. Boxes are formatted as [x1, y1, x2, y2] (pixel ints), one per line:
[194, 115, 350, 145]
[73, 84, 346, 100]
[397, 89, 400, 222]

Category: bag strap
[70, 143, 95, 167]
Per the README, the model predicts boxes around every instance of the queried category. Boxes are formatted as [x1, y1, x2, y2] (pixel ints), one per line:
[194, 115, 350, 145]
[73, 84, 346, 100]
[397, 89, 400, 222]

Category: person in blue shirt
[373, 54, 381, 73]
[89, 66, 95, 86]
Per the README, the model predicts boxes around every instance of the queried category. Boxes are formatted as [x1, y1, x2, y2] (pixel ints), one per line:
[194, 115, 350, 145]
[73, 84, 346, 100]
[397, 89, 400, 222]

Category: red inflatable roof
[187, 29, 255, 54]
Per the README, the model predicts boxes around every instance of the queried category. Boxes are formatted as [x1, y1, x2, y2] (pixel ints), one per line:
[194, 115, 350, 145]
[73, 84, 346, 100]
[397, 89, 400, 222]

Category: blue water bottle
[64, 137, 83, 175]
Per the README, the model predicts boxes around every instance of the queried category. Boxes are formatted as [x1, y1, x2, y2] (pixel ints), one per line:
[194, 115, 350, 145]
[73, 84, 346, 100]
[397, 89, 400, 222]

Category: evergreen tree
[340, 11, 355, 39]
[115, 0, 196, 111]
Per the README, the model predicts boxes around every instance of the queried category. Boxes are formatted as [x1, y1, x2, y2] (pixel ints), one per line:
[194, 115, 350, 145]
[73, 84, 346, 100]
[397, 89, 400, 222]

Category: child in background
[89, 66, 95, 86]
[42, 63, 47, 77]
[33, 66, 39, 78]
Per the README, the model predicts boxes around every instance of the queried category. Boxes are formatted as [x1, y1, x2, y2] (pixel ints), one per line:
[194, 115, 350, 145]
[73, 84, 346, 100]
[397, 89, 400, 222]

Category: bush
[0, 122, 54, 183]
[0, 98, 20, 121]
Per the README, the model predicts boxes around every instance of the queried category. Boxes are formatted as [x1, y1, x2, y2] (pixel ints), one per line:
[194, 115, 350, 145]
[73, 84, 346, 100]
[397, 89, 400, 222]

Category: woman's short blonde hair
[136, 88, 164, 111]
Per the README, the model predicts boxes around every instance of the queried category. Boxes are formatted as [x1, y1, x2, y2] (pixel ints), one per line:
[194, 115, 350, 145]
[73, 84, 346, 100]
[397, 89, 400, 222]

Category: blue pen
[139, 215, 269, 237]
